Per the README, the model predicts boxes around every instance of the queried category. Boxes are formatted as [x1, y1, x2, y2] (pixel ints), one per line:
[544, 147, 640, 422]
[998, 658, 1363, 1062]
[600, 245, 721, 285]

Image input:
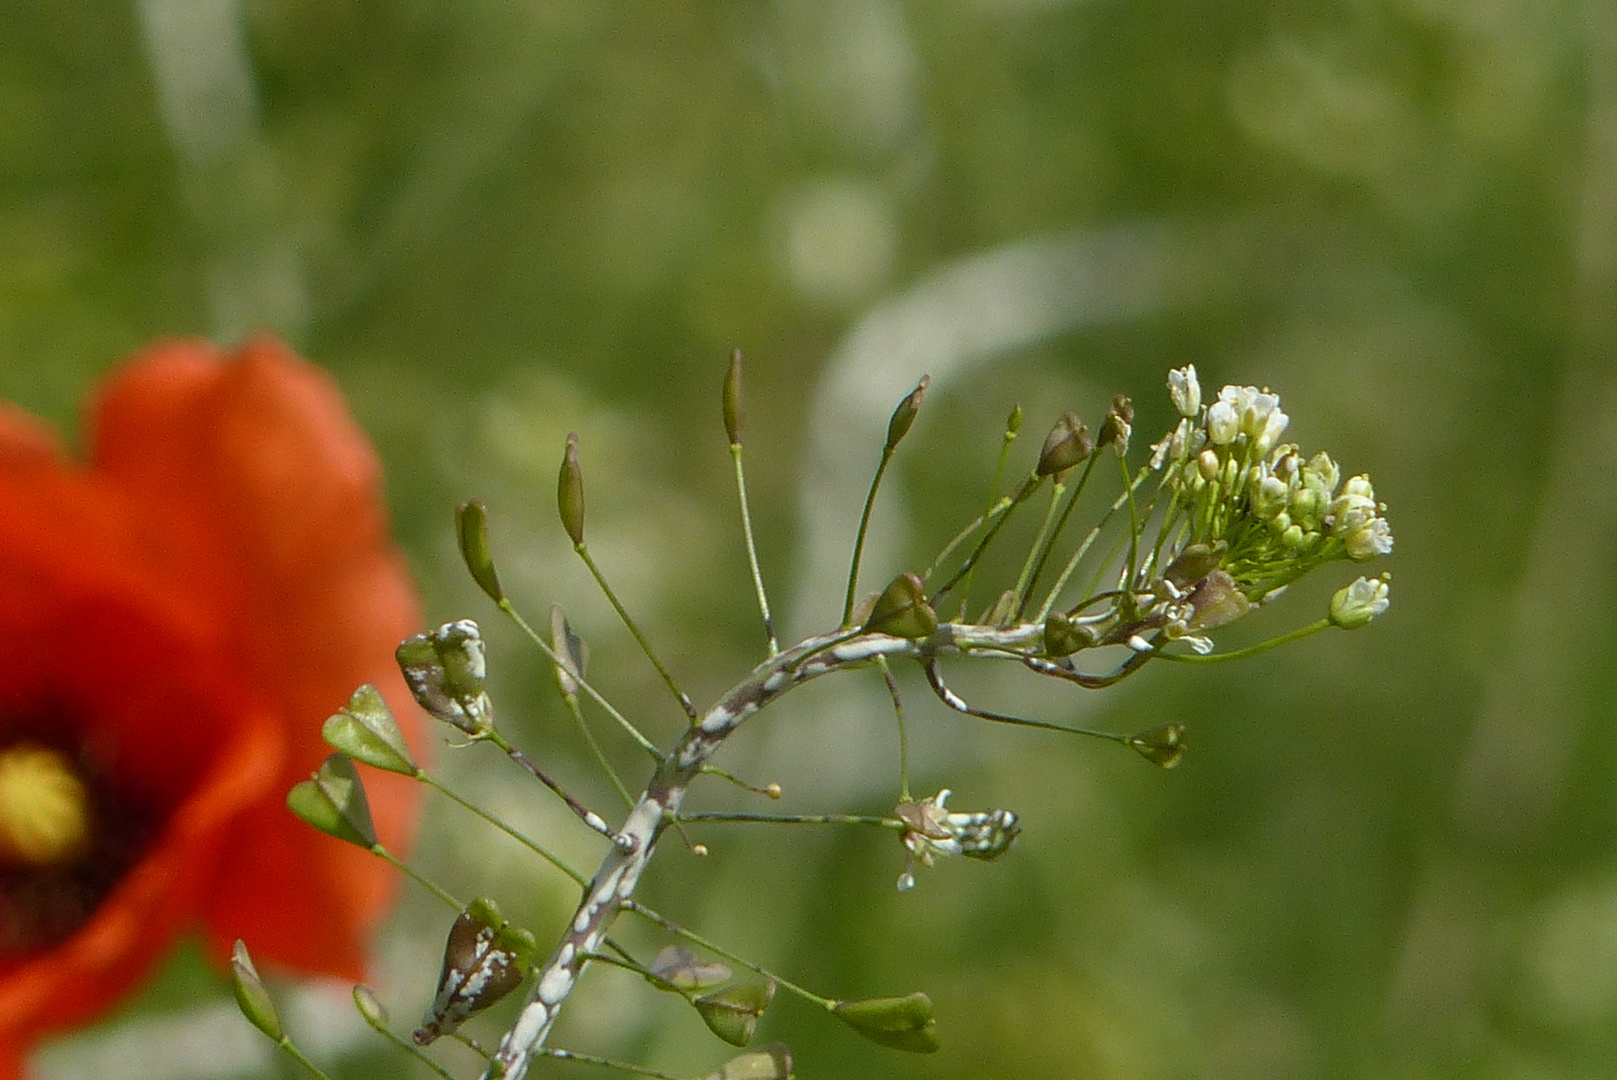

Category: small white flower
[1168, 365, 1201, 417]
[1206, 398, 1239, 444]
[1345, 517, 1394, 559]
[1253, 406, 1290, 455]
[1329, 574, 1391, 629]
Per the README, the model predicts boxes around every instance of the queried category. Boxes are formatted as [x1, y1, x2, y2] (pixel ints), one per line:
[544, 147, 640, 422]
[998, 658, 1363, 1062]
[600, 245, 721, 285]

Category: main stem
[483, 621, 1041, 1080]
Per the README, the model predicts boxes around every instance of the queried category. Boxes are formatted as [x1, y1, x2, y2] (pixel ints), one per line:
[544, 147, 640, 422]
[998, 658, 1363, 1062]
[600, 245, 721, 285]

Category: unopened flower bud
[1006, 404, 1023, 435]
[723, 349, 744, 446]
[886, 375, 930, 451]
[1098, 394, 1133, 452]
[1168, 365, 1201, 417]
[1329, 574, 1390, 629]
[1036, 411, 1093, 477]
[455, 500, 505, 603]
[558, 432, 585, 546]
[230, 941, 283, 1042]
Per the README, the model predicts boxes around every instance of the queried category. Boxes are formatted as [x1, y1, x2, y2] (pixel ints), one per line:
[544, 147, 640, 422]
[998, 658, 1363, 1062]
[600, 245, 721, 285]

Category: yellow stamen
[0, 744, 92, 867]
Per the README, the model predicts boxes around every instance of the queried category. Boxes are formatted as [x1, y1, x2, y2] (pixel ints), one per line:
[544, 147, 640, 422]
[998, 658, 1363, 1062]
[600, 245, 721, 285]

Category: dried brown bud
[1035, 411, 1092, 477]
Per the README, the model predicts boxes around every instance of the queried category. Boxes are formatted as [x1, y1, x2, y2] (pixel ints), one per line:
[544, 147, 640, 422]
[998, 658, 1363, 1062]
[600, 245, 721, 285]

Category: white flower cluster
[1153, 365, 1393, 566]
[1206, 384, 1289, 455]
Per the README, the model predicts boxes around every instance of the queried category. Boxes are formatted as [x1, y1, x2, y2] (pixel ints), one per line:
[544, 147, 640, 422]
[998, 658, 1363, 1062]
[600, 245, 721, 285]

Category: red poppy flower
[0, 337, 425, 1074]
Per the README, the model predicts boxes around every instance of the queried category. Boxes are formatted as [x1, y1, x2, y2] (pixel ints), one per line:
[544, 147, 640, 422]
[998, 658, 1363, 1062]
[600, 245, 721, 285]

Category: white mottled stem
[483, 622, 1043, 1080]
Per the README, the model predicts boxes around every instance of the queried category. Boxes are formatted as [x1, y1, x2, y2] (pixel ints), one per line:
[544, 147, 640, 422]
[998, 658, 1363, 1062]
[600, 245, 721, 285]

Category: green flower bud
[694, 980, 776, 1047]
[322, 684, 416, 775]
[724, 349, 745, 446]
[832, 992, 939, 1053]
[1128, 723, 1185, 769]
[862, 572, 938, 639]
[230, 940, 283, 1042]
[1006, 404, 1023, 436]
[455, 500, 505, 604]
[1035, 411, 1092, 477]
[885, 375, 930, 451]
[286, 754, 377, 849]
[558, 432, 585, 546]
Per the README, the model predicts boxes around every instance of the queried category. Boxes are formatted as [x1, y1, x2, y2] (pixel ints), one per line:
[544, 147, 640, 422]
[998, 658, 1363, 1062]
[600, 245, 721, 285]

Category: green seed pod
[832, 992, 939, 1053]
[286, 754, 378, 849]
[322, 684, 416, 775]
[558, 432, 585, 546]
[862, 572, 938, 639]
[697, 1043, 794, 1080]
[1042, 612, 1094, 657]
[646, 945, 732, 992]
[1129, 722, 1185, 769]
[694, 980, 776, 1047]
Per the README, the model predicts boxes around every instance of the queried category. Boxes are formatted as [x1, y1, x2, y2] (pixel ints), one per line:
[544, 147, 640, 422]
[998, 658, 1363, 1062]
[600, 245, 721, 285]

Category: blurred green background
[7, 1, 1617, 1078]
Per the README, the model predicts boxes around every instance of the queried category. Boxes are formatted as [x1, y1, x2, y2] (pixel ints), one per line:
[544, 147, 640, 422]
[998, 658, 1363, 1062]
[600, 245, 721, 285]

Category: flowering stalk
[270, 361, 1393, 1080]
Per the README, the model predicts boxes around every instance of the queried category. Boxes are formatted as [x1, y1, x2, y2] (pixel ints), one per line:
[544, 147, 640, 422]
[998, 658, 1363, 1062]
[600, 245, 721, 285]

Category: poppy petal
[87, 338, 426, 975]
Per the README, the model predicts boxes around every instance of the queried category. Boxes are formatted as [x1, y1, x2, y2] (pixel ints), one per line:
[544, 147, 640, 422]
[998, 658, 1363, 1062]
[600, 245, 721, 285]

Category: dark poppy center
[0, 713, 162, 957]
